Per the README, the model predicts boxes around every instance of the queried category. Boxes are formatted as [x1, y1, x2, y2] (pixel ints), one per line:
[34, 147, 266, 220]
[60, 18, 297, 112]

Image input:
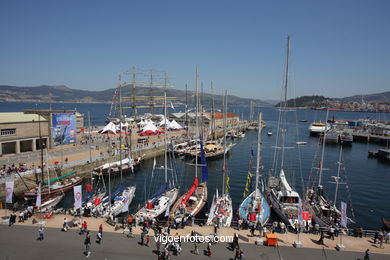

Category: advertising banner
[5, 181, 13, 204]
[52, 113, 76, 146]
[340, 201, 347, 228]
[73, 185, 82, 210]
[36, 183, 41, 207]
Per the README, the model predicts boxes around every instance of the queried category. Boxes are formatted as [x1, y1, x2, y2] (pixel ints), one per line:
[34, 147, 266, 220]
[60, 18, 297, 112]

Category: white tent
[119, 122, 129, 129]
[158, 118, 170, 127]
[142, 122, 158, 132]
[168, 120, 183, 130]
[101, 122, 117, 134]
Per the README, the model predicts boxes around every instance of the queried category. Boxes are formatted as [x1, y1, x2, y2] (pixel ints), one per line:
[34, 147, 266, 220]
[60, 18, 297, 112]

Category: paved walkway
[1, 210, 389, 258]
[1, 224, 388, 260]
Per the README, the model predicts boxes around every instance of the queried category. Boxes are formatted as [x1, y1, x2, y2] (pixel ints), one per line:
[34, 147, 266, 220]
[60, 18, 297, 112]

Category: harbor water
[1, 102, 389, 230]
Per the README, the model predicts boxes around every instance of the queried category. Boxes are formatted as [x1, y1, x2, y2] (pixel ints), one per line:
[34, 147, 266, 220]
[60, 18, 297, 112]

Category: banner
[73, 185, 82, 209]
[340, 201, 347, 228]
[36, 183, 41, 207]
[52, 113, 76, 146]
[5, 181, 13, 204]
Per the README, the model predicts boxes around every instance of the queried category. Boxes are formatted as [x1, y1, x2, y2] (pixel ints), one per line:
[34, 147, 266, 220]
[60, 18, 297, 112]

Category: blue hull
[239, 189, 271, 226]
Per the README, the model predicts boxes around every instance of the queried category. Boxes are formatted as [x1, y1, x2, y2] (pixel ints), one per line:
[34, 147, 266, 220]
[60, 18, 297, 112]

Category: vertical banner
[52, 113, 76, 146]
[36, 183, 41, 207]
[298, 200, 303, 226]
[340, 201, 347, 228]
[5, 181, 14, 204]
[73, 185, 82, 209]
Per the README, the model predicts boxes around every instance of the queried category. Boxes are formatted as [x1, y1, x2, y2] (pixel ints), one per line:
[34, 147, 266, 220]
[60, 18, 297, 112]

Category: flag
[225, 175, 230, 194]
[36, 183, 41, 207]
[5, 181, 13, 204]
[340, 201, 347, 228]
[243, 170, 252, 198]
[73, 185, 82, 209]
[298, 200, 303, 226]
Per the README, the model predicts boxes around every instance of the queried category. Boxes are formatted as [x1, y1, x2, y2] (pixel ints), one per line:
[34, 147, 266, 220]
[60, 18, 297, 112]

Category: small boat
[93, 156, 143, 176]
[339, 132, 353, 145]
[37, 194, 65, 213]
[267, 131, 273, 136]
[308, 122, 330, 136]
[25, 172, 82, 199]
[299, 119, 308, 122]
[296, 141, 307, 145]
[324, 130, 339, 145]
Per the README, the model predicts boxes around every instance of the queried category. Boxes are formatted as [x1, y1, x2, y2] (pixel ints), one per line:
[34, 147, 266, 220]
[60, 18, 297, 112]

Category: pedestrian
[250, 225, 255, 237]
[140, 231, 145, 245]
[207, 242, 212, 257]
[96, 231, 102, 244]
[192, 242, 199, 255]
[364, 249, 370, 260]
[379, 231, 384, 249]
[84, 232, 91, 257]
[99, 224, 103, 237]
[38, 226, 44, 241]
[234, 249, 240, 260]
[63, 218, 69, 232]
[156, 240, 161, 255]
[146, 235, 150, 247]
[239, 249, 245, 260]
[191, 216, 195, 226]
[318, 230, 324, 245]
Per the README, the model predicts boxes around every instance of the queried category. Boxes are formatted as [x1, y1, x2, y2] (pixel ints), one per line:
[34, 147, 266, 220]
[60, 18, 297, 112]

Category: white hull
[206, 193, 233, 227]
[135, 188, 179, 219]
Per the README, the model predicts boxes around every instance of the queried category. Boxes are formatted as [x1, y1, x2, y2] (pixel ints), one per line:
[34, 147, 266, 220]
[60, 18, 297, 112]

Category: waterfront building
[0, 110, 83, 155]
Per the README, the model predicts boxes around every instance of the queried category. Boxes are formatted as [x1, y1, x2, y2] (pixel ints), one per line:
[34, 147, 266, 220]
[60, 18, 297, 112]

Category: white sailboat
[206, 91, 233, 227]
[265, 35, 302, 228]
[135, 74, 178, 219]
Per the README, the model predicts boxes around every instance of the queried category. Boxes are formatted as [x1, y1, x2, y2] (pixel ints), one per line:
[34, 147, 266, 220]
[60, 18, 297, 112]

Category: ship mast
[255, 112, 262, 195]
[195, 67, 199, 178]
[318, 109, 329, 187]
[222, 90, 227, 196]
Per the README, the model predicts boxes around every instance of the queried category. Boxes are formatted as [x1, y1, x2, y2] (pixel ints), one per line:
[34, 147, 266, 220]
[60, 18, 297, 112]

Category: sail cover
[181, 177, 198, 205]
[150, 183, 167, 202]
[200, 135, 209, 182]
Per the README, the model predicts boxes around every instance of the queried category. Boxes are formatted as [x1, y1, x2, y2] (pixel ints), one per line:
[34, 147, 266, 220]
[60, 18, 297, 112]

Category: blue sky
[0, 0, 389, 100]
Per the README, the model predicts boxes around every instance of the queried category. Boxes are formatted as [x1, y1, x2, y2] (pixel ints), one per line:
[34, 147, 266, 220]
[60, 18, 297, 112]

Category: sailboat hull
[135, 188, 179, 219]
[239, 189, 270, 227]
[207, 193, 233, 227]
[170, 182, 207, 223]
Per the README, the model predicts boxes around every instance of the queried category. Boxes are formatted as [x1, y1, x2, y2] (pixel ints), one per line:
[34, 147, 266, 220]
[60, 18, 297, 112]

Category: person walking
[99, 224, 103, 238]
[234, 249, 240, 260]
[156, 240, 161, 255]
[140, 231, 145, 246]
[364, 249, 370, 260]
[84, 232, 91, 257]
[38, 226, 44, 241]
[146, 235, 150, 247]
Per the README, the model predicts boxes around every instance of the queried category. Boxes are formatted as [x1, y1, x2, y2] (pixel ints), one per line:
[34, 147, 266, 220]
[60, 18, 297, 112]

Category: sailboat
[206, 92, 233, 227]
[170, 67, 208, 223]
[264, 35, 302, 228]
[135, 77, 179, 219]
[239, 113, 270, 226]
[304, 112, 352, 227]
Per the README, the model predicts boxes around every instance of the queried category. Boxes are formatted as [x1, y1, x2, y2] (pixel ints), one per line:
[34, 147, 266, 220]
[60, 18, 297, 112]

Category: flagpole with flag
[36, 183, 42, 209]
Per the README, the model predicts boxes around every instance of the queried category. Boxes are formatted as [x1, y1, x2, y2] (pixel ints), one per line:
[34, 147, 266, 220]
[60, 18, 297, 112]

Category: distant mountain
[275, 92, 390, 108]
[0, 85, 271, 107]
[337, 91, 390, 103]
[275, 95, 331, 107]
